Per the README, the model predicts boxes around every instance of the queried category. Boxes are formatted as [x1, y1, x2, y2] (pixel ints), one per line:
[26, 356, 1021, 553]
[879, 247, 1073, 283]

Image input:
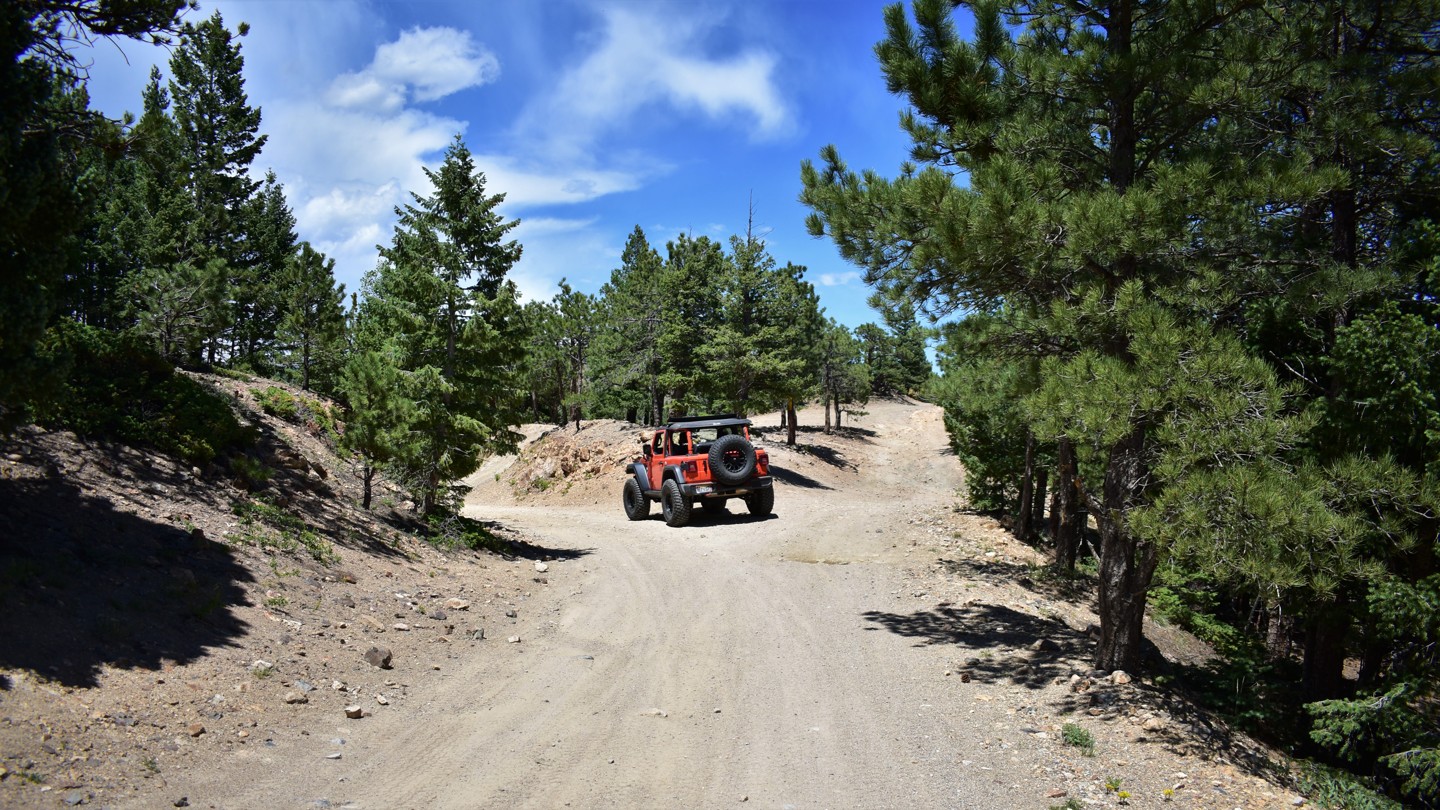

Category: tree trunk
[1052, 438, 1080, 571]
[824, 393, 833, 434]
[1031, 468, 1047, 536]
[786, 399, 797, 446]
[361, 465, 374, 510]
[1264, 601, 1294, 663]
[1093, 426, 1159, 673]
[1017, 432, 1036, 541]
[1302, 605, 1350, 702]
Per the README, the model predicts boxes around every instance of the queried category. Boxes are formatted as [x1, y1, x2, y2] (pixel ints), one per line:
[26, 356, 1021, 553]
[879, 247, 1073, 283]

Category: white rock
[507, 636, 521, 644]
[344, 705, 364, 719]
[375, 694, 390, 705]
[535, 562, 549, 573]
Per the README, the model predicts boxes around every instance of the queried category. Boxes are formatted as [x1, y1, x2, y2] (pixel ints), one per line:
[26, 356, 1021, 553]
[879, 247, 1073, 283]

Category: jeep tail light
[682, 461, 697, 478]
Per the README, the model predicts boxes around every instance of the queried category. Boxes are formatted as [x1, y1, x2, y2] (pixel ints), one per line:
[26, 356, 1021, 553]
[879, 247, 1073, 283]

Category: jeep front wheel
[709, 434, 757, 486]
[660, 479, 692, 527]
[745, 486, 774, 517]
[622, 477, 649, 521]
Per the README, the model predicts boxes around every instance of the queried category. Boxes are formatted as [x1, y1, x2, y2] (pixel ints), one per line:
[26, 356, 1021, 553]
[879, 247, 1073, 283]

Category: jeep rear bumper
[647, 476, 773, 501]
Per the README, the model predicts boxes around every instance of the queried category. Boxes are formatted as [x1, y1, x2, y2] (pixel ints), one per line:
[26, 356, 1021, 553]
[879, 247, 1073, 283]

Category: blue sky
[78, 1, 934, 330]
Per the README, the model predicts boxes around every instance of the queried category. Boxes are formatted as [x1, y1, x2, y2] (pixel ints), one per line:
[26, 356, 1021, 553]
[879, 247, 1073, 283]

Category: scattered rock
[534, 562, 548, 573]
[284, 691, 309, 705]
[250, 659, 274, 674]
[63, 789, 87, 806]
[375, 694, 389, 706]
[507, 635, 521, 643]
[363, 646, 393, 669]
[444, 598, 470, 611]
[325, 752, 342, 760]
[392, 623, 411, 632]
[1144, 717, 1166, 731]
[344, 706, 364, 719]
[505, 609, 518, 618]
[173, 799, 190, 808]
[1111, 670, 1133, 685]
[1047, 789, 1068, 798]
[1030, 638, 1060, 652]
[186, 723, 205, 737]
[295, 679, 315, 693]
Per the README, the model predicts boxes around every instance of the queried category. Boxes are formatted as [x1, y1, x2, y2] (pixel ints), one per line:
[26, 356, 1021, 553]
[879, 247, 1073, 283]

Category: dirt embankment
[1, 394, 1302, 809]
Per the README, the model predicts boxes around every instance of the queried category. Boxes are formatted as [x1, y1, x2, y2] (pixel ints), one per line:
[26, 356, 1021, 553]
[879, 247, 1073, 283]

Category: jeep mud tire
[746, 485, 774, 517]
[708, 434, 757, 486]
[622, 477, 649, 521]
[661, 479, 691, 527]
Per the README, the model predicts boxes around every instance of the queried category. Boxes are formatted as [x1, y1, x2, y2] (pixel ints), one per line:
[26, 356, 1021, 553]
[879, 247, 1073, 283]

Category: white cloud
[515, 5, 791, 162]
[475, 155, 646, 208]
[328, 27, 499, 112]
[819, 271, 861, 287]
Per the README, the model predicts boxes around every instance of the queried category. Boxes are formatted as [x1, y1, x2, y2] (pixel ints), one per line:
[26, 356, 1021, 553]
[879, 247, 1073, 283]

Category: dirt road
[144, 399, 1292, 809]
[170, 399, 1050, 808]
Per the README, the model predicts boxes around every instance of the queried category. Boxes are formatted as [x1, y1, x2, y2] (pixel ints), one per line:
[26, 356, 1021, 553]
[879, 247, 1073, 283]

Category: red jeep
[622, 414, 774, 527]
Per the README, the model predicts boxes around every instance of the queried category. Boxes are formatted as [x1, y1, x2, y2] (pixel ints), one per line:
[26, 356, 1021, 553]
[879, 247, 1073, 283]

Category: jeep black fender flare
[628, 462, 652, 492]
[662, 464, 687, 485]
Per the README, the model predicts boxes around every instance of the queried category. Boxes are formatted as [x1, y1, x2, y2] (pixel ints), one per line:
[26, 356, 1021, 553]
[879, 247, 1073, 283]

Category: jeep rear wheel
[745, 485, 774, 517]
[660, 479, 691, 527]
[709, 434, 757, 486]
[622, 477, 649, 521]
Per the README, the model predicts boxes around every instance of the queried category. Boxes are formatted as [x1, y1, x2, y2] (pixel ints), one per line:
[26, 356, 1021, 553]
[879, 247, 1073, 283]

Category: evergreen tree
[698, 213, 820, 420]
[363, 135, 526, 515]
[167, 10, 269, 364]
[591, 226, 666, 423]
[277, 243, 346, 393]
[169, 11, 265, 263]
[338, 347, 412, 510]
[656, 233, 725, 416]
[816, 319, 869, 433]
[802, 0, 1316, 671]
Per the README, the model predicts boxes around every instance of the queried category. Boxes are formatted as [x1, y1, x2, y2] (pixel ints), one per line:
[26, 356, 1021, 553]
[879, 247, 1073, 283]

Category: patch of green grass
[1061, 722, 1095, 756]
[229, 497, 339, 565]
[1048, 799, 1082, 810]
[142, 757, 159, 774]
[213, 367, 252, 382]
[255, 386, 299, 421]
[425, 510, 507, 553]
[1296, 761, 1404, 810]
[264, 595, 288, 608]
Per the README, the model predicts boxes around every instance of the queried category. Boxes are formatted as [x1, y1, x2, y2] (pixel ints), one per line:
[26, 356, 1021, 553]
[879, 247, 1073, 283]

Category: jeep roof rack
[664, 414, 751, 429]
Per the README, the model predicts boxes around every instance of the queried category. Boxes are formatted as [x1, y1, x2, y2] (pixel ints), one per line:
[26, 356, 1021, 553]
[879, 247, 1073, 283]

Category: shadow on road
[0, 474, 254, 689]
[771, 466, 832, 490]
[861, 602, 1090, 691]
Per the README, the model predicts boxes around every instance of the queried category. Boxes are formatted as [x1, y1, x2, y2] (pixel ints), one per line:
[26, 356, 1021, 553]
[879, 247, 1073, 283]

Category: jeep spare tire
[708, 434, 757, 486]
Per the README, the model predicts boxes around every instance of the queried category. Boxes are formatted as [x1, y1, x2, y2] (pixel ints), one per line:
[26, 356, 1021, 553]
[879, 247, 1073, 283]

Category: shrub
[34, 323, 254, 466]
[1061, 722, 1095, 756]
[255, 386, 299, 421]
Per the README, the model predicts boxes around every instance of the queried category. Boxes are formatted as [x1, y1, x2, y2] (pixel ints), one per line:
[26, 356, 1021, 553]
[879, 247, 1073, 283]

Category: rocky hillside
[0, 373, 560, 809]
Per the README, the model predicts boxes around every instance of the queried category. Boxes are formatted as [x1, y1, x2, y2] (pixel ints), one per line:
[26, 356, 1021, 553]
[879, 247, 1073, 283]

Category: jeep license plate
[694, 486, 713, 494]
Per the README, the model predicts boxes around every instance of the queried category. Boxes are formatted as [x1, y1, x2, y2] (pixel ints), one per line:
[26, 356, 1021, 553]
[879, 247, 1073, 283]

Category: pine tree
[801, 0, 1318, 671]
[277, 243, 346, 393]
[167, 10, 269, 365]
[699, 217, 818, 419]
[591, 226, 667, 423]
[363, 135, 526, 515]
[338, 348, 413, 510]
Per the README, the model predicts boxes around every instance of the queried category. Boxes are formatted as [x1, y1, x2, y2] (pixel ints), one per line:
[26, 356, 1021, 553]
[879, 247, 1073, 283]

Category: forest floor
[0, 387, 1308, 808]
